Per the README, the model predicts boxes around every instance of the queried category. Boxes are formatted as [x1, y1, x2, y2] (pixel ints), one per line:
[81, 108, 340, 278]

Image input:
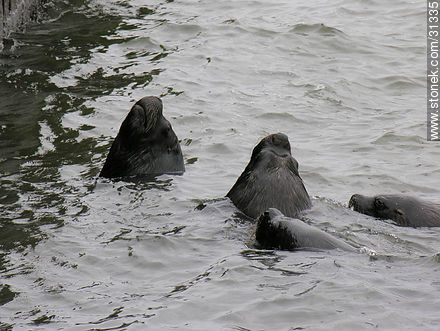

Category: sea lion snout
[348, 194, 360, 209]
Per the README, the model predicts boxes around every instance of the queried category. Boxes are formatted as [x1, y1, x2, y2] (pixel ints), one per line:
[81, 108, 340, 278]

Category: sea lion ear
[394, 209, 408, 226]
[395, 209, 404, 216]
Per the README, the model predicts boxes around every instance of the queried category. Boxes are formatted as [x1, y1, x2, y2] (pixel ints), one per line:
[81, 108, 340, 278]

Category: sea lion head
[251, 133, 291, 159]
[349, 194, 409, 225]
[227, 133, 311, 218]
[100, 96, 184, 178]
[255, 208, 299, 250]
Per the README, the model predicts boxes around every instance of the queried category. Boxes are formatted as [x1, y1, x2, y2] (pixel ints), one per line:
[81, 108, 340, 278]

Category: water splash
[0, 0, 45, 40]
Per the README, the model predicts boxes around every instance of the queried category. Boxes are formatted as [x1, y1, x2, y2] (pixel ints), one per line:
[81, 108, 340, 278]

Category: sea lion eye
[292, 159, 299, 170]
[161, 123, 171, 136]
[374, 198, 385, 210]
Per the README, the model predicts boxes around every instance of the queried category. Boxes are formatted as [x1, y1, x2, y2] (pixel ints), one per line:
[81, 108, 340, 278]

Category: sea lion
[349, 194, 440, 227]
[256, 208, 355, 251]
[100, 96, 184, 178]
[227, 133, 311, 218]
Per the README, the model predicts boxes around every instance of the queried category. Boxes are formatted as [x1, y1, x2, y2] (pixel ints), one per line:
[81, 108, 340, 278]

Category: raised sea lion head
[227, 133, 311, 219]
[100, 96, 184, 179]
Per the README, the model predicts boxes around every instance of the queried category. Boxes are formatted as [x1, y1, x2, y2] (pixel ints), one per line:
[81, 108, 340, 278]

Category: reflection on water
[0, 3, 123, 262]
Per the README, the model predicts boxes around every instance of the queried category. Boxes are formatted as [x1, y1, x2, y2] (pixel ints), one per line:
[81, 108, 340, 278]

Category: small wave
[256, 112, 310, 124]
[160, 22, 202, 38]
[372, 132, 425, 145]
[289, 23, 345, 37]
[122, 36, 161, 50]
[370, 75, 423, 91]
[137, 7, 155, 17]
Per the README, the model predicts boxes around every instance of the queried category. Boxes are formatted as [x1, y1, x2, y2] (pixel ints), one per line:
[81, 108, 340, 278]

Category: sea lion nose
[270, 134, 291, 153]
[348, 194, 359, 208]
[161, 121, 172, 136]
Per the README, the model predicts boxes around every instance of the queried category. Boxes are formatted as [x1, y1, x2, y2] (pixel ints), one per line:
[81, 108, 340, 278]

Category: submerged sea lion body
[349, 194, 440, 227]
[227, 133, 311, 219]
[256, 208, 354, 251]
[100, 96, 184, 179]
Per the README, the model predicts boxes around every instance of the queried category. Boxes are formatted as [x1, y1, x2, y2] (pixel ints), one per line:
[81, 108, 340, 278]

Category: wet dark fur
[227, 133, 311, 218]
[100, 96, 184, 178]
[349, 194, 440, 227]
[256, 208, 354, 251]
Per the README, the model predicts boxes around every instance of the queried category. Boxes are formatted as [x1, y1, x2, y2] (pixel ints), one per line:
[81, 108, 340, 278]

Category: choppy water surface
[0, 0, 439, 329]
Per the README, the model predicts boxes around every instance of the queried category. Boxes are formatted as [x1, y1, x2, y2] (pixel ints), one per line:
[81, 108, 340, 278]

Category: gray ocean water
[0, 0, 439, 330]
